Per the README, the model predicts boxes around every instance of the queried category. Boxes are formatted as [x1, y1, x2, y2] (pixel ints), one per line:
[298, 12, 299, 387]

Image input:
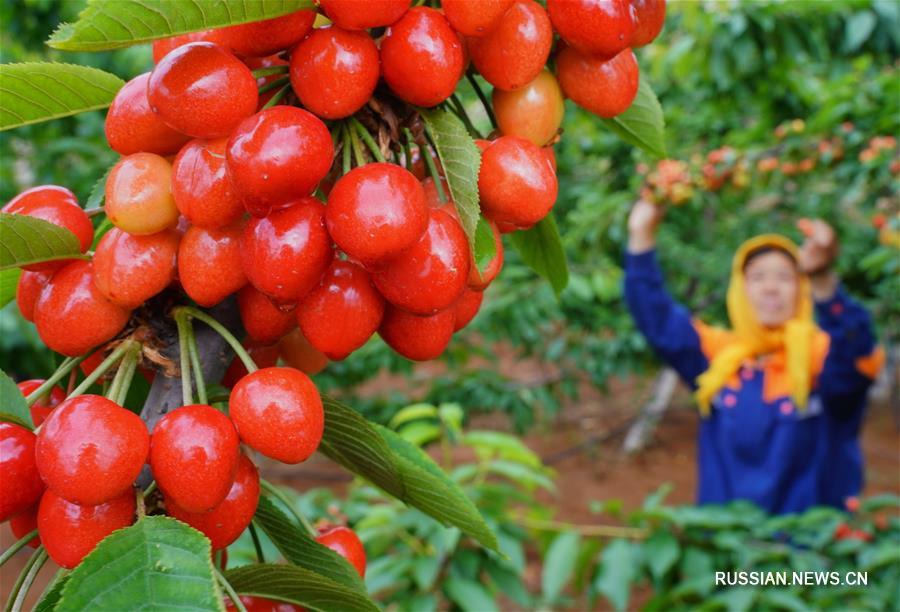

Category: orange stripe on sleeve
[855, 346, 886, 380]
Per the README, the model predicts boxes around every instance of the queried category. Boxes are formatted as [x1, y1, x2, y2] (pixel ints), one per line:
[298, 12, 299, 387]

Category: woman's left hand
[797, 218, 838, 276]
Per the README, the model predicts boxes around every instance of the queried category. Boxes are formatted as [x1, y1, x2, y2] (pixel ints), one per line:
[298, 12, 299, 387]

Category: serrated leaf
[420, 107, 482, 246]
[252, 496, 368, 594]
[542, 531, 580, 602]
[601, 76, 666, 158]
[0, 213, 85, 271]
[472, 215, 498, 277]
[87, 165, 113, 209]
[0, 63, 124, 131]
[57, 516, 220, 611]
[508, 212, 569, 297]
[34, 572, 70, 612]
[0, 369, 33, 429]
[225, 564, 379, 612]
[0, 268, 22, 310]
[48, 0, 316, 51]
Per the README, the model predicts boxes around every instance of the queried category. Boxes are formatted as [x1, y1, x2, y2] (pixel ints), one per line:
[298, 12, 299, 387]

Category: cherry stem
[0, 530, 39, 567]
[341, 123, 353, 174]
[142, 481, 158, 500]
[466, 70, 498, 130]
[348, 122, 366, 167]
[422, 128, 448, 204]
[6, 546, 47, 612]
[175, 312, 193, 406]
[176, 309, 207, 405]
[448, 94, 482, 139]
[136, 488, 146, 520]
[350, 118, 385, 163]
[25, 355, 86, 407]
[65, 368, 77, 396]
[248, 523, 266, 564]
[251, 65, 289, 78]
[83, 207, 105, 218]
[257, 75, 290, 96]
[187, 329, 207, 406]
[262, 83, 291, 110]
[260, 479, 316, 538]
[106, 342, 141, 406]
[214, 567, 247, 612]
[68, 340, 141, 399]
[175, 307, 258, 374]
[401, 132, 415, 172]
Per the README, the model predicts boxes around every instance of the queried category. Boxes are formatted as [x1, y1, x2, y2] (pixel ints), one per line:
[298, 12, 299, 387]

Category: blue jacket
[624, 250, 881, 514]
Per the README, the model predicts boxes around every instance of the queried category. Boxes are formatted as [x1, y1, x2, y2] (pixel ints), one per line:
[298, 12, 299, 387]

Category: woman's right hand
[627, 198, 665, 253]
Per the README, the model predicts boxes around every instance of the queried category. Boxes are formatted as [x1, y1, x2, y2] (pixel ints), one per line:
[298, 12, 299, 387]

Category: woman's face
[743, 251, 799, 327]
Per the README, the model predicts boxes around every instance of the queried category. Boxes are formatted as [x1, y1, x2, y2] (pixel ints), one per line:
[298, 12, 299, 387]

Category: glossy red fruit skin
[241, 198, 333, 304]
[372, 209, 469, 315]
[0, 423, 44, 522]
[379, 305, 454, 361]
[468, 1, 553, 91]
[34, 261, 131, 357]
[152, 31, 216, 64]
[105, 152, 179, 235]
[226, 106, 334, 218]
[442, 0, 514, 36]
[381, 8, 464, 107]
[631, 0, 666, 46]
[105, 72, 190, 156]
[326, 163, 428, 266]
[166, 453, 259, 550]
[3, 186, 93, 272]
[148, 42, 258, 139]
[150, 404, 240, 513]
[557, 46, 639, 119]
[453, 287, 485, 331]
[10, 505, 40, 548]
[319, 0, 411, 30]
[17, 379, 65, 427]
[237, 286, 296, 345]
[316, 525, 366, 577]
[547, 0, 635, 57]
[478, 136, 558, 229]
[290, 26, 380, 120]
[36, 395, 149, 506]
[226, 595, 305, 612]
[468, 220, 503, 290]
[93, 228, 179, 309]
[16, 270, 52, 322]
[222, 342, 281, 389]
[229, 367, 324, 464]
[38, 489, 135, 569]
[212, 9, 316, 57]
[178, 222, 247, 307]
[278, 329, 329, 376]
[297, 260, 385, 360]
[172, 138, 244, 229]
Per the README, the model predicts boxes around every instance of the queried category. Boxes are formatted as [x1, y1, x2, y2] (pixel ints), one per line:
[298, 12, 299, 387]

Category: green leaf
[541, 531, 580, 602]
[594, 539, 639, 612]
[0, 369, 33, 429]
[225, 564, 379, 612]
[47, 0, 316, 51]
[0, 213, 85, 271]
[388, 403, 439, 429]
[472, 215, 498, 276]
[87, 165, 113, 210]
[34, 572, 70, 612]
[601, 76, 666, 158]
[57, 516, 220, 611]
[443, 577, 499, 612]
[374, 424, 499, 552]
[252, 496, 368, 594]
[0, 63, 124, 131]
[860, 493, 900, 512]
[508, 212, 569, 297]
[642, 530, 679, 582]
[397, 421, 442, 447]
[0, 268, 22, 310]
[420, 107, 482, 246]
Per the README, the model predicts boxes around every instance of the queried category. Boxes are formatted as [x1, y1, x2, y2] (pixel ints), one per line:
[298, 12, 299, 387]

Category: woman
[624, 199, 883, 514]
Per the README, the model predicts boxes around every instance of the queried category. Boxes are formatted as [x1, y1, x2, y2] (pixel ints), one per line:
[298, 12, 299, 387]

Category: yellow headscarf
[694, 234, 826, 416]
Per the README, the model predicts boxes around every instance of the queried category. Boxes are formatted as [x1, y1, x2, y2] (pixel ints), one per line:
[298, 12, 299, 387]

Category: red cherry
[10, 505, 40, 548]
[468, 1, 553, 91]
[547, 0, 635, 57]
[222, 342, 281, 389]
[39, 489, 135, 568]
[381, 8, 465, 107]
[226, 595, 305, 612]
[238, 286, 297, 345]
[3, 186, 93, 272]
[152, 31, 216, 64]
[631, 0, 666, 46]
[326, 163, 428, 266]
[316, 525, 366, 577]
[148, 42, 257, 139]
[166, 453, 259, 550]
[150, 404, 240, 513]
[16, 270, 52, 322]
[0, 423, 44, 522]
[36, 395, 149, 506]
[442, 0, 514, 37]
[172, 138, 244, 229]
[229, 367, 324, 464]
[468, 220, 503, 290]
[557, 46, 639, 119]
[178, 222, 248, 307]
[845, 496, 860, 513]
[453, 287, 484, 331]
[278, 329, 329, 376]
[16, 379, 65, 427]
[92, 228, 179, 309]
[478, 136, 558, 229]
[319, 0, 411, 30]
[34, 261, 131, 357]
[105, 152, 179, 235]
[226, 106, 334, 217]
[211, 9, 316, 57]
[290, 26, 379, 120]
[379, 305, 454, 361]
[372, 209, 469, 315]
[492, 69, 565, 146]
[105, 72, 190, 156]
[297, 260, 385, 360]
[241, 198, 333, 304]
